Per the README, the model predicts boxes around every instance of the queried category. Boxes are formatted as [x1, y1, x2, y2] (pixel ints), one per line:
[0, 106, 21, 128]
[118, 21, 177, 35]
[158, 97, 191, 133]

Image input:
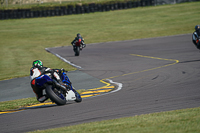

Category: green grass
[0, 2, 199, 80]
[29, 107, 200, 133]
[0, 97, 40, 111]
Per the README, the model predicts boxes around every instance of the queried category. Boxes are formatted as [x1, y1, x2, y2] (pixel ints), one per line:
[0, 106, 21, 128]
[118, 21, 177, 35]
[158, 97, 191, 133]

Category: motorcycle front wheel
[73, 89, 82, 103]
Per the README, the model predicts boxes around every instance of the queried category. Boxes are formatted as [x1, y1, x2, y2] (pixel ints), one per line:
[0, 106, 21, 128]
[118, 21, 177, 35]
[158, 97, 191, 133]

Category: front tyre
[45, 85, 66, 105]
[73, 89, 82, 103]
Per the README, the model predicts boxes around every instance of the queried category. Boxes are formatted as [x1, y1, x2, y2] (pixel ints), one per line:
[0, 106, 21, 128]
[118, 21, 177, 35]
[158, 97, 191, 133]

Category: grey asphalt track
[1, 34, 200, 133]
[0, 71, 105, 102]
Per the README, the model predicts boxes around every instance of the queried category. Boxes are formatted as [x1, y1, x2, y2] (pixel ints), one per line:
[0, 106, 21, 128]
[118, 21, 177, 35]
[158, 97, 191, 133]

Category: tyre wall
[0, 0, 198, 20]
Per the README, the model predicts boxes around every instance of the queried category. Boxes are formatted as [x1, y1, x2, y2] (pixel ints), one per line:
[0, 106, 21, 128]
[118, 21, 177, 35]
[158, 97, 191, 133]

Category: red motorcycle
[73, 38, 86, 56]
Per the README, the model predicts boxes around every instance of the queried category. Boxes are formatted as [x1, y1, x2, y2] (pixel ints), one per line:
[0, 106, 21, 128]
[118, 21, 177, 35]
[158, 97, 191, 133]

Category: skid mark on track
[106, 54, 179, 79]
[85, 54, 179, 99]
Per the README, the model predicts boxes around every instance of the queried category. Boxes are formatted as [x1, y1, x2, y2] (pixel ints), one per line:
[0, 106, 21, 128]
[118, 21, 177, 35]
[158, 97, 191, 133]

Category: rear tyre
[75, 47, 80, 56]
[45, 85, 66, 105]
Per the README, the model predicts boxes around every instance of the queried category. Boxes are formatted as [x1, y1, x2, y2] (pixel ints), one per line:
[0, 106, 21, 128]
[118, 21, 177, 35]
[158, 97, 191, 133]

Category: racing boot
[38, 95, 49, 103]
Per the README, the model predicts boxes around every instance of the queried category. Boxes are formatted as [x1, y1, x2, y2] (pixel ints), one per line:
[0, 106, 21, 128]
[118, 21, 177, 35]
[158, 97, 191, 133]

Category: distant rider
[192, 25, 200, 49]
[30, 60, 68, 103]
[71, 33, 86, 50]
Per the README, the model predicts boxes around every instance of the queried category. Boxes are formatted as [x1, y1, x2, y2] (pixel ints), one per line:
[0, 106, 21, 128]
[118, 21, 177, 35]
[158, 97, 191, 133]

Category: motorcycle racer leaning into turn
[192, 25, 200, 49]
[71, 33, 86, 50]
[30, 60, 69, 103]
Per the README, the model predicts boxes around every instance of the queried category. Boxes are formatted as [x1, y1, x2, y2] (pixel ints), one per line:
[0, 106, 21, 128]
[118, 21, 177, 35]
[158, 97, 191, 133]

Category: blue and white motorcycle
[41, 70, 82, 105]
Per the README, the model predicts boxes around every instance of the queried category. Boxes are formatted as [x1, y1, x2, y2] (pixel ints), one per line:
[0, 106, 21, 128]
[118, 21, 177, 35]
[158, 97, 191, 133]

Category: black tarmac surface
[1, 34, 200, 133]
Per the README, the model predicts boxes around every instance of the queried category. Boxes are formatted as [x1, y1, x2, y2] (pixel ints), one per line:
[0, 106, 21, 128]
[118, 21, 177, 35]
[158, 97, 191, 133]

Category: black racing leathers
[192, 29, 200, 49]
[71, 36, 86, 47]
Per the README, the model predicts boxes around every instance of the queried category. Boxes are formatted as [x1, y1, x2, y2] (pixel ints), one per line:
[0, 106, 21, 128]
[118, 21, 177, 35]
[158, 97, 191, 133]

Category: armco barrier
[0, 0, 191, 20]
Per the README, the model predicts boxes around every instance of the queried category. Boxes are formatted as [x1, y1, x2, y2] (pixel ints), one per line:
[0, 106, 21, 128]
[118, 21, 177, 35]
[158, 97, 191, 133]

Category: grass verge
[0, 97, 39, 111]
[28, 107, 200, 133]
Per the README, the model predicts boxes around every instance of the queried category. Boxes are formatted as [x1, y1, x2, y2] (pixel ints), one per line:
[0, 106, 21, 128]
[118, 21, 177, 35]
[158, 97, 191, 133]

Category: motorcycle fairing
[60, 72, 72, 85]
[60, 72, 80, 101]
[35, 75, 52, 87]
[75, 38, 82, 47]
[66, 90, 76, 101]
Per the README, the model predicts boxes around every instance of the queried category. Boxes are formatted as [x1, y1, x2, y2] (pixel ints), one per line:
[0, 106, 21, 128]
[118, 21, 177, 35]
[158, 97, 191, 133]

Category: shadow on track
[179, 59, 200, 63]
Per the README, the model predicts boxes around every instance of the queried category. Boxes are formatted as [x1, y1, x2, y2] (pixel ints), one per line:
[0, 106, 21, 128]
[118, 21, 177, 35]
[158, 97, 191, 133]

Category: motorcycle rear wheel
[46, 85, 66, 105]
[75, 46, 80, 56]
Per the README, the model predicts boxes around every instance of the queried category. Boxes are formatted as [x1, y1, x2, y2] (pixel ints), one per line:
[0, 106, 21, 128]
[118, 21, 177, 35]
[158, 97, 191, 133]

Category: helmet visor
[33, 60, 43, 67]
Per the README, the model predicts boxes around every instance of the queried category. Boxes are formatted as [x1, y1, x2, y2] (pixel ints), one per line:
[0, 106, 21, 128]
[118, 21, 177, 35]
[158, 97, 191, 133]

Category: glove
[82, 44, 86, 48]
[58, 80, 70, 91]
[61, 68, 67, 73]
[63, 83, 70, 90]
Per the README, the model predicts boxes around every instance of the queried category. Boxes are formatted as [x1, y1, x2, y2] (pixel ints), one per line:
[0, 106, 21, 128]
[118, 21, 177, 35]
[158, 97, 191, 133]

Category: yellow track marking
[80, 85, 115, 98]
[104, 54, 179, 80]
[26, 102, 54, 108]
[0, 109, 25, 114]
